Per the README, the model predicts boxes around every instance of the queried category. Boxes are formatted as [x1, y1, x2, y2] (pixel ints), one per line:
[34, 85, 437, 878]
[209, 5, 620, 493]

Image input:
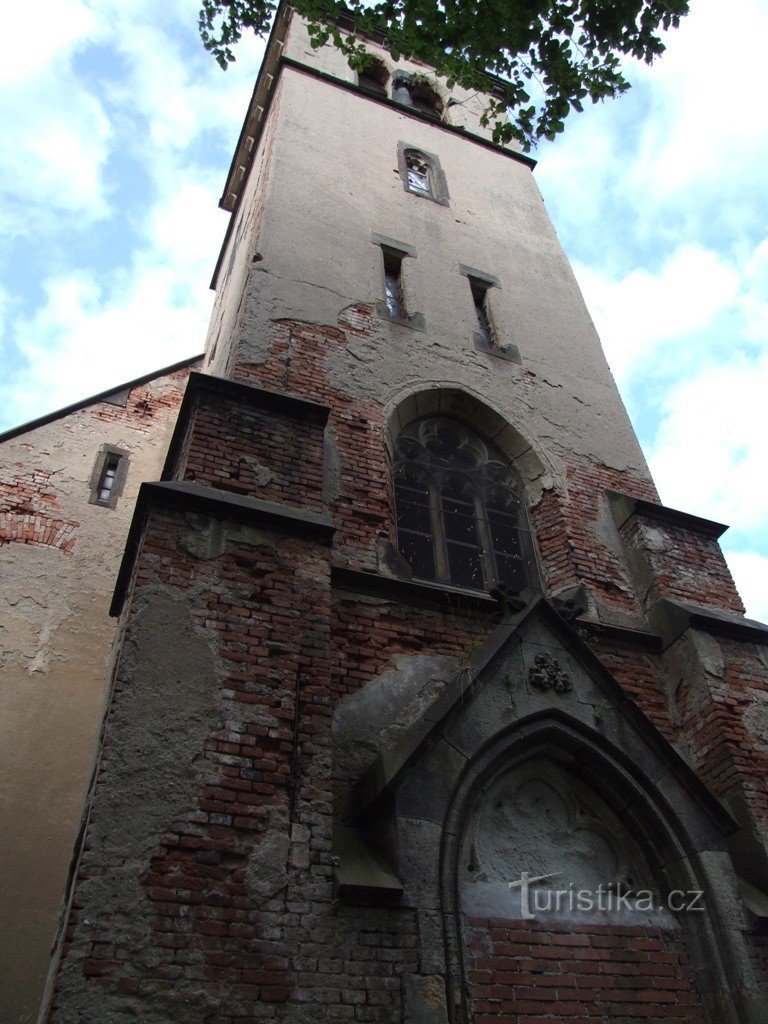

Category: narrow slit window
[383, 250, 406, 318]
[471, 278, 495, 346]
[97, 453, 121, 505]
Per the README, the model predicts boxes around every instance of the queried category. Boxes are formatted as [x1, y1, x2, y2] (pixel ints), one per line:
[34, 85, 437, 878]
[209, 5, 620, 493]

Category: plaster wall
[205, 84, 284, 379]
[280, 14, 505, 145]
[223, 65, 651, 484]
[0, 364, 196, 1024]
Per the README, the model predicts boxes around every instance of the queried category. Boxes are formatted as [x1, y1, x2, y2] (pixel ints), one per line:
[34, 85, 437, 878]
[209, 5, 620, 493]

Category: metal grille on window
[405, 152, 432, 198]
[97, 454, 121, 505]
[394, 417, 531, 592]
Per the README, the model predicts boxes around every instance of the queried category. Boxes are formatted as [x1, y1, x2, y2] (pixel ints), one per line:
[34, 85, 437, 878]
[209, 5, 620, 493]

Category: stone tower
[41, 5, 768, 1021]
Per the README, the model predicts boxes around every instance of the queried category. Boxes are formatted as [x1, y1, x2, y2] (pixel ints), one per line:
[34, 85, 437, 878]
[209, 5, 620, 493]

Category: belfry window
[394, 417, 532, 592]
[392, 72, 443, 118]
[357, 57, 388, 96]
[405, 151, 432, 198]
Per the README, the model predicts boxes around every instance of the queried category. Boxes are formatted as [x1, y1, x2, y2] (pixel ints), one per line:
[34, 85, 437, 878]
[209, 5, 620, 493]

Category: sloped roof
[0, 354, 203, 443]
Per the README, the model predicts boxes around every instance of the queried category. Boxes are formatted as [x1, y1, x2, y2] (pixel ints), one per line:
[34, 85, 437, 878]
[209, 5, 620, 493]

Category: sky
[1, 0, 766, 620]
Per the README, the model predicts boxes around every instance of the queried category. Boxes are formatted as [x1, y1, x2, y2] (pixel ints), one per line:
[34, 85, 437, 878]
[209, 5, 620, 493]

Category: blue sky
[2, 0, 766, 620]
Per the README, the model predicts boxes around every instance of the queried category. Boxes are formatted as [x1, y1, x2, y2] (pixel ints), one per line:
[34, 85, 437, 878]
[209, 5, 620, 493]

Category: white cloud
[629, 0, 768, 197]
[0, 0, 266, 427]
[0, 0, 111, 234]
[0, 0, 99, 86]
[648, 351, 768, 531]
[86, 0, 266, 159]
[723, 551, 768, 624]
[574, 246, 740, 383]
[571, 232, 768, 623]
[2, 179, 227, 424]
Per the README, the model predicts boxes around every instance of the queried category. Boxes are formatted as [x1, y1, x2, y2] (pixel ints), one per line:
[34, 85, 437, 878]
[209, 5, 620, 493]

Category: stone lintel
[649, 597, 768, 650]
[330, 564, 499, 612]
[333, 825, 403, 904]
[574, 619, 663, 652]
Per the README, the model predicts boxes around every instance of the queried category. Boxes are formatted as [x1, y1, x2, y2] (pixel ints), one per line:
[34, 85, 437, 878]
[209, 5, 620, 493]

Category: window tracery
[394, 417, 531, 592]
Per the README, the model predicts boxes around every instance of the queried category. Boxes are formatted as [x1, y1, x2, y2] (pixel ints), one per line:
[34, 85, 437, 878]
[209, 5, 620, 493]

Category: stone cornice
[607, 490, 729, 539]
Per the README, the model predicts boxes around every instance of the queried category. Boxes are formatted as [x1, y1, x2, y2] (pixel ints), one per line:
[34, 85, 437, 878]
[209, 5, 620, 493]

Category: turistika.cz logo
[508, 871, 705, 920]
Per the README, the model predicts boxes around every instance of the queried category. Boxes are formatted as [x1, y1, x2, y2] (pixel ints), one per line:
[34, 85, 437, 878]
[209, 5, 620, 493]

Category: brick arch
[438, 712, 750, 1024]
[383, 385, 553, 491]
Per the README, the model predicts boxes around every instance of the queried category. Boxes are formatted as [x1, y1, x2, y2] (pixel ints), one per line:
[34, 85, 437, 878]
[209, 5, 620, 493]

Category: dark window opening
[470, 278, 496, 347]
[410, 79, 444, 118]
[383, 249, 407, 318]
[394, 417, 534, 593]
[358, 57, 388, 95]
[392, 74, 443, 118]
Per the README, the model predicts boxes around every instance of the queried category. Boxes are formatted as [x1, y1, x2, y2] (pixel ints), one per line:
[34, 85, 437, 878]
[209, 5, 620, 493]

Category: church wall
[281, 14, 502, 145]
[204, 77, 285, 378]
[33, 8, 768, 1021]
[229, 66, 651, 481]
[0, 361, 196, 1024]
[43, 498, 427, 1024]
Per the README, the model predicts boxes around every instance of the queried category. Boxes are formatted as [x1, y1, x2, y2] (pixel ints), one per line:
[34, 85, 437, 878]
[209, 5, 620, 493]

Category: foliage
[199, 0, 689, 150]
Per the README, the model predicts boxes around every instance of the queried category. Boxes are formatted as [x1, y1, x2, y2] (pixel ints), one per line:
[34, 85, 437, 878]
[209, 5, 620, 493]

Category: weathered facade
[10, 4, 768, 1022]
[0, 357, 201, 1023]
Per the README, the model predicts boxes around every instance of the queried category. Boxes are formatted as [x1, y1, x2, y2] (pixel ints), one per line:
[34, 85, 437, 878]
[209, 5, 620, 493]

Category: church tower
[41, 5, 768, 1021]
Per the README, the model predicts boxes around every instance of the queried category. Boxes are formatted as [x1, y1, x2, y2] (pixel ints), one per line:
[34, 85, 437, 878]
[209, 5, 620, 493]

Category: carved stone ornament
[528, 652, 572, 694]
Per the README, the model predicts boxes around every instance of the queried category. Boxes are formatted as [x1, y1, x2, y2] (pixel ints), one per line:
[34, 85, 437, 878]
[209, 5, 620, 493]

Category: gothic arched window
[394, 417, 532, 592]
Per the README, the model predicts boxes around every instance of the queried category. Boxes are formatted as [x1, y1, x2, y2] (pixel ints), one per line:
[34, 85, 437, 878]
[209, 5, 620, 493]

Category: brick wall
[586, 639, 673, 740]
[674, 640, 768, 834]
[0, 469, 78, 553]
[47, 502, 420, 1022]
[0, 366, 192, 555]
[231, 317, 664, 604]
[620, 517, 743, 614]
[181, 390, 326, 510]
[88, 368, 193, 436]
[466, 917, 705, 1022]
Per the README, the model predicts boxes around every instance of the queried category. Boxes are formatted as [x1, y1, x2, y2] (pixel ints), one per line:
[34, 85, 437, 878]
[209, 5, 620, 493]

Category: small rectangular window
[97, 454, 121, 505]
[89, 445, 128, 509]
[470, 278, 495, 347]
[383, 249, 407, 319]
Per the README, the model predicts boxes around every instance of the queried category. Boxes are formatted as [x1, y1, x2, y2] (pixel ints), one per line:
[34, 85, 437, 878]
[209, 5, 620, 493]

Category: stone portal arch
[438, 713, 748, 1024]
